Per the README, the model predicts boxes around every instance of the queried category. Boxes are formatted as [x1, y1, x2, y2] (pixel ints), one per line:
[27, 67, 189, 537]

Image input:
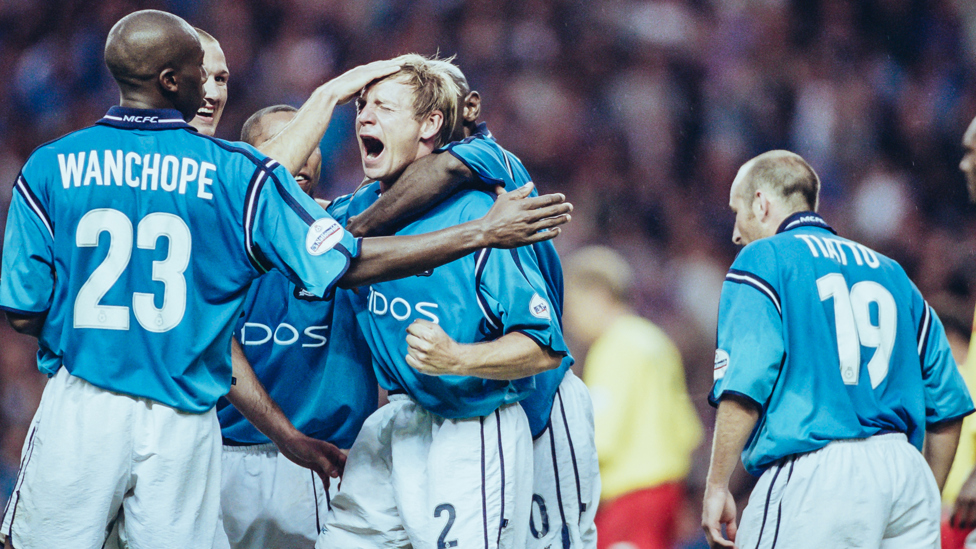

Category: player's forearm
[5, 310, 45, 337]
[449, 332, 563, 380]
[924, 418, 963, 492]
[706, 395, 760, 489]
[345, 153, 475, 237]
[225, 338, 303, 447]
[257, 86, 339, 176]
[339, 220, 488, 288]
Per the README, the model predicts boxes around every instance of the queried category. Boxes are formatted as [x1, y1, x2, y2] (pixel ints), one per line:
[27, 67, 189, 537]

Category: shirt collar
[776, 211, 837, 235]
[472, 122, 492, 140]
[96, 106, 195, 131]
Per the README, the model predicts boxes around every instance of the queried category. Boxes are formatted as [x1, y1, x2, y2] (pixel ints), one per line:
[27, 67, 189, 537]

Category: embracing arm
[258, 60, 402, 175]
[5, 311, 45, 337]
[702, 394, 760, 549]
[924, 418, 963, 492]
[337, 183, 570, 288]
[225, 338, 345, 485]
[404, 320, 562, 380]
[345, 153, 477, 237]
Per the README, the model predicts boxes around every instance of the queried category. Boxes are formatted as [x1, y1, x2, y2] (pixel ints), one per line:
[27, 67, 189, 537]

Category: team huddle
[0, 7, 973, 549]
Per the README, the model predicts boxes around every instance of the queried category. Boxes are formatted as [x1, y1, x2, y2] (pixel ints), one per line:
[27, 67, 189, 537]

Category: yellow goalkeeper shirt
[582, 314, 703, 501]
[943, 316, 976, 505]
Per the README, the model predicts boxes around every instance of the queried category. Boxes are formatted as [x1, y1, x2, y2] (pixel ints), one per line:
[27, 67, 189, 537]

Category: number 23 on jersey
[74, 208, 190, 333]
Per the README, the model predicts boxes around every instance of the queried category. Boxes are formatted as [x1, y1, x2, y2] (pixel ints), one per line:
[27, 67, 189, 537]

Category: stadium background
[2, 0, 976, 545]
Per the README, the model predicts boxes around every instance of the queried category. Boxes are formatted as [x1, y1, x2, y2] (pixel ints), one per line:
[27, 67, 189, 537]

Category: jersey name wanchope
[57, 151, 216, 200]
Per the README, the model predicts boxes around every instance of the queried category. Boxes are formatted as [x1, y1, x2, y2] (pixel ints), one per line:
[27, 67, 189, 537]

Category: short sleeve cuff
[511, 327, 570, 358]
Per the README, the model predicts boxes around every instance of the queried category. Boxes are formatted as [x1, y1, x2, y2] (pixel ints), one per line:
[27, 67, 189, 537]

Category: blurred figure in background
[941, 116, 976, 549]
[565, 246, 703, 549]
[938, 304, 975, 549]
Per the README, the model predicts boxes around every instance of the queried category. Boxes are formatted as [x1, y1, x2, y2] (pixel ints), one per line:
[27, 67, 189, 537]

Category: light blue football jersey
[335, 182, 569, 419]
[0, 107, 360, 413]
[439, 123, 573, 436]
[216, 269, 375, 448]
[709, 212, 974, 475]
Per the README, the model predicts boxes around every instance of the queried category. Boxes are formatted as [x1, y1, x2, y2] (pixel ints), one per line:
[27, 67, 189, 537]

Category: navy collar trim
[777, 211, 836, 235]
[96, 107, 195, 131]
[473, 122, 492, 140]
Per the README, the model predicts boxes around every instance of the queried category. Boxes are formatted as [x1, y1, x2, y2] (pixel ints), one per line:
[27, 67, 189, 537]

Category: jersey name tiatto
[709, 211, 974, 475]
[0, 107, 359, 413]
[440, 125, 573, 436]
[333, 181, 568, 420]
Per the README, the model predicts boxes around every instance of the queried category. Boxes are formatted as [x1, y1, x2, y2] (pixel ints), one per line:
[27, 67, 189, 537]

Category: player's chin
[361, 163, 388, 182]
[190, 118, 216, 136]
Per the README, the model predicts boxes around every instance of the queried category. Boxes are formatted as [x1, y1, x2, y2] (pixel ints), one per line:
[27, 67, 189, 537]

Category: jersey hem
[0, 305, 49, 316]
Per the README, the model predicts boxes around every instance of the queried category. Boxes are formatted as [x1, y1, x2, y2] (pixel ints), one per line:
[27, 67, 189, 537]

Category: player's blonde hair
[380, 54, 460, 149]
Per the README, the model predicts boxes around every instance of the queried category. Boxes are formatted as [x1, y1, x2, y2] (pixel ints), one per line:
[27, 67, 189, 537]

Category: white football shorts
[529, 370, 600, 549]
[211, 443, 334, 549]
[737, 433, 940, 549]
[317, 395, 533, 549]
[0, 366, 221, 549]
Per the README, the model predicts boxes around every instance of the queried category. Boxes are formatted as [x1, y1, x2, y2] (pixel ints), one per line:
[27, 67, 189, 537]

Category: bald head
[104, 10, 205, 120]
[736, 150, 820, 212]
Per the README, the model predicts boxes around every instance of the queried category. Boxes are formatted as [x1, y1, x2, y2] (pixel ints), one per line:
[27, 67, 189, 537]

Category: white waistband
[827, 432, 907, 445]
[222, 442, 277, 454]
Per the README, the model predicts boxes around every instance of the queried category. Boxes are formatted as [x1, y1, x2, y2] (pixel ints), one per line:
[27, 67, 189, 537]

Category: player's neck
[119, 91, 178, 114]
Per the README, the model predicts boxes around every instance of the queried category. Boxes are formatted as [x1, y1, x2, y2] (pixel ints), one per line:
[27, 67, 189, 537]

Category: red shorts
[594, 482, 685, 549]
[942, 517, 974, 549]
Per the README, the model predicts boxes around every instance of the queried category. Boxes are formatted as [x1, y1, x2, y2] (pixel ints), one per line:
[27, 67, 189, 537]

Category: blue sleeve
[476, 244, 569, 356]
[709, 242, 784, 410]
[917, 301, 975, 426]
[325, 192, 355, 225]
[0, 173, 55, 315]
[247, 163, 360, 299]
[442, 139, 530, 194]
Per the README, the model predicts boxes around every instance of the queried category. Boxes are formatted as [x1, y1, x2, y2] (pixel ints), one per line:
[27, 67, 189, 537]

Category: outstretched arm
[703, 394, 759, 549]
[225, 338, 345, 486]
[404, 320, 562, 380]
[345, 153, 476, 237]
[338, 183, 570, 288]
[924, 418, 963, 492]
[258, 60, 402, 175]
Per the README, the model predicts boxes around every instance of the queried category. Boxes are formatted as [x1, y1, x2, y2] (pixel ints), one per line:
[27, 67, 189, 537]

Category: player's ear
[159, 67, 179, 94]
[753, 189, 769, 220]
[419, 110, 444, 142]
[463, 92, 481, 123]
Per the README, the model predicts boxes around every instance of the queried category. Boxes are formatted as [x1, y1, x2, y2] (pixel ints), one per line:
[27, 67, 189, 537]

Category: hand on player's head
[325, 59, 402, 106]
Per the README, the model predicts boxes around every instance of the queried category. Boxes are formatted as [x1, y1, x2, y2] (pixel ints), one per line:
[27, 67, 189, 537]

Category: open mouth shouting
[361, 134, 385, 162]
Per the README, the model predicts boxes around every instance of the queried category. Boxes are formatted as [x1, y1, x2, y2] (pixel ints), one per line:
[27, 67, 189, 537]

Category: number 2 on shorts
[435, 503, 458, 549]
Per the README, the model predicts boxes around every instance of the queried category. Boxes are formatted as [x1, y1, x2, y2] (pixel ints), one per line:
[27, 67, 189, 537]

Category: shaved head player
[702, 151, 973, 548]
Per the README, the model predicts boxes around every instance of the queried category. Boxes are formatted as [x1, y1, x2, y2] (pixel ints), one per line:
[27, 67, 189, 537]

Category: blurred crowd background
[3, 0, 976, 546]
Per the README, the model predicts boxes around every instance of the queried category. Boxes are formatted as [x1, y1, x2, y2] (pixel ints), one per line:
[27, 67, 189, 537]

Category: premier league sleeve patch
[306, 218, 344, 256]
[714, 349, 730, 380]
[529, 293, 551, 320]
